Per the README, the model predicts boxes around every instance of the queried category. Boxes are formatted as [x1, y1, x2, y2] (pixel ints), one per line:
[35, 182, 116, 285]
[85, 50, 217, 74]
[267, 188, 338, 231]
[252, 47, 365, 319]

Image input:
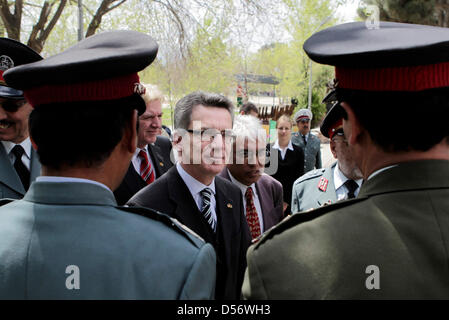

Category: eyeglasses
[236, 148, 267, 159]
[0, 99, 27, 113]
[187, 129, 235, 142]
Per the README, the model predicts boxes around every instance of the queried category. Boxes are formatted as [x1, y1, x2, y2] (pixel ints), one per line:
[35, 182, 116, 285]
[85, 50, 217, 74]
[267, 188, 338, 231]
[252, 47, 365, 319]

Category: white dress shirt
[272, 139, 294, 160]
[132, 145, 157, 179]
[176, 162, 217, 225]
[333, 162, 363, 200]
[227, 169, 265, 232]
[36, 176, 112, 192]
[2, 138, 32, 170]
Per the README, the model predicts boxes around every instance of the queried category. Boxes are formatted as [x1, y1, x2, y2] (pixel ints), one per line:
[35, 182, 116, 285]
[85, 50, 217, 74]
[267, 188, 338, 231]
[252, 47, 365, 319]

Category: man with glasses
[291, 105, 363, 213]
[219, 115, 284, 240]
[128, 91, 251, 300]
[0, 38, 42, 200]
[291, 108, 322, 173]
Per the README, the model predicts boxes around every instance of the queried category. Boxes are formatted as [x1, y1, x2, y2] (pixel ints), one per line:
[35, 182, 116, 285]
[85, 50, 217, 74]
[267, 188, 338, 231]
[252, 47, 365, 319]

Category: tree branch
[85, 0, 127, 37]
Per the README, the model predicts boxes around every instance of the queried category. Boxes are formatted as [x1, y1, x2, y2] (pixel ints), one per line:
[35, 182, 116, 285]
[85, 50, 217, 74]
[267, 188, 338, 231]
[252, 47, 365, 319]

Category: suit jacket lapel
[255, 180, 272, 229]
[168, 167, 216, 243]
[214, 179, 235, 259]
[148, 143, 166, 177]
[316, 163, 338, 207]
[0, 143, 25, 195]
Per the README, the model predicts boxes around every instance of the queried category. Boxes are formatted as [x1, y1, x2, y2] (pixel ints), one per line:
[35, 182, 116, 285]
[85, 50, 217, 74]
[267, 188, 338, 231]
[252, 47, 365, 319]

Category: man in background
[114, 84, 173, 205]
[0, 38, 42, 200]
[291, 105, 363, 212]
[240, 102, 259, 117]
[220, 115, 284, 240]
[291, 108, 322, 173]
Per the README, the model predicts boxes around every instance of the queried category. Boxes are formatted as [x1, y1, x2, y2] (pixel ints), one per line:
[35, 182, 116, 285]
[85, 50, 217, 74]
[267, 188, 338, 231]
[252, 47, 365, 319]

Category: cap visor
[0, 85, 24, 99]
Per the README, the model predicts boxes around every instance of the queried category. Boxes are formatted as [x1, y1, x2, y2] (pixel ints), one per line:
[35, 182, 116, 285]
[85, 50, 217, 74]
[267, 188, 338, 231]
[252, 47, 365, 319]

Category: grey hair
[141, 84, 164, 104]
[174, 91, 234, 129]
[233, 114, 264, 141]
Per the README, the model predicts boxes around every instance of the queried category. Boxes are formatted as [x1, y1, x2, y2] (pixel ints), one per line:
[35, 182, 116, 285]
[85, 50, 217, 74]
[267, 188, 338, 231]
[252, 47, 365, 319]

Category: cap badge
[227, 203, 232, 209]
[134, 83, 146, 95]
[318, 177, 328, 192]
[0, 55, 14, 71]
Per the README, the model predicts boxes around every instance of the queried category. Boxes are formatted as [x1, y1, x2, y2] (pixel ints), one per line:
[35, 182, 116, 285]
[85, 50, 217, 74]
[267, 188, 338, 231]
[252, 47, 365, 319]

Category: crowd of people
[1, 20, 449, 300]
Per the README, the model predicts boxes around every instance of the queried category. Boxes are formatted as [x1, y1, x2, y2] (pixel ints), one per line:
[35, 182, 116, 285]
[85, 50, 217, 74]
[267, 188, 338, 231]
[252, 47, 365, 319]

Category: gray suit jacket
[291, 162, 337, 213]
[219, 169, 284, 232]
[0, 143, 41, 200]
[243, 160, 449, 299]
[291, 132, 322, 173]
[0, 181, 216, 299]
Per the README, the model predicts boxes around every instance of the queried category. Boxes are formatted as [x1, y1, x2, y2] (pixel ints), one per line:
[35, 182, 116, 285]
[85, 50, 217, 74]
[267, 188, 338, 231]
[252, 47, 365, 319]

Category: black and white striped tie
[200, 188, 216, 232]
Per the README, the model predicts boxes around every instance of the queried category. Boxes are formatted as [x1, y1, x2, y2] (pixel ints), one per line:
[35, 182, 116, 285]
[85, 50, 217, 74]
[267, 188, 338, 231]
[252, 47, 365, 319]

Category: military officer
[243, 22, 449, 299]
[0, 31, 216, 299]
[0, 38, 42, 200]
[291, 108, 322, 173]
[291, 105, 363, 212]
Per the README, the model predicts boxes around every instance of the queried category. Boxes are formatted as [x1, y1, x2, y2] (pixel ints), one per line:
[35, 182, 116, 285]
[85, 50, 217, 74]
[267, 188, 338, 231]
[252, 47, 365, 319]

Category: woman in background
[266, 114, 305, 215]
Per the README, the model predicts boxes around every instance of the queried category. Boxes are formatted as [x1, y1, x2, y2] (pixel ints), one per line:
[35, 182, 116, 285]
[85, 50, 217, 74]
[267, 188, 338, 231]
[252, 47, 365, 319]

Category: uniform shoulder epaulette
[118, 205, 206, 248]
[0, 198, 15, 207]
[294, 168, 326, 185]
[253, 196, 366, 249]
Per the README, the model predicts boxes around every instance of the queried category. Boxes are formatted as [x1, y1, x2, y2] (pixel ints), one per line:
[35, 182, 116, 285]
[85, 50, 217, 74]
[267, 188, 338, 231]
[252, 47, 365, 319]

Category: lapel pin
[159, 162, 164, 167]
[227, 203, 232, 209]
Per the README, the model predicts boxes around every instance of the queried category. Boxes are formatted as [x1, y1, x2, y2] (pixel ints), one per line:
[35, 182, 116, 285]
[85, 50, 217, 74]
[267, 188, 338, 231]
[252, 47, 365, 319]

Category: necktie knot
[245, 186, 253, 199]
[11, 145, 25, 158]
[344, 179, 359, 199]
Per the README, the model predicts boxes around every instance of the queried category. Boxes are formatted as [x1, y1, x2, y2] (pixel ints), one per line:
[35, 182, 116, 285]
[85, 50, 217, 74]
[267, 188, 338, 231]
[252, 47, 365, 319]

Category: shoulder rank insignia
[318, 177, 328, 192]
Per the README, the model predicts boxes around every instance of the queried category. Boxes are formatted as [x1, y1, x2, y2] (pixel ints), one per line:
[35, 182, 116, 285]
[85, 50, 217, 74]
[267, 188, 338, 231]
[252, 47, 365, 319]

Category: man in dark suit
[114, 84, 173, 205]
[0, 38, 42, 200]
[220, 115, 283, 240]
[128, 91, 251, 300]
[243, 22, 449, 299]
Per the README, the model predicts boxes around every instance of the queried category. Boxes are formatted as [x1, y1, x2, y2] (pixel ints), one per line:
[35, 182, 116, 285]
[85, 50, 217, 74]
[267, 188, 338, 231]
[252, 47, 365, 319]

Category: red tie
[138, 149, 155, 184]
[245, 187, 261, 239]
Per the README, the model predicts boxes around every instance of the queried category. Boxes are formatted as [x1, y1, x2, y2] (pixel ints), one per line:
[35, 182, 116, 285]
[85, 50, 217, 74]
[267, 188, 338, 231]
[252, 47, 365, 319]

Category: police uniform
[0, 38, 42, 200]
[291, 109, 321, 173]
[291, 164, 337, 212]
[0, 31, 216, 299]
[242, 22, 449, 299]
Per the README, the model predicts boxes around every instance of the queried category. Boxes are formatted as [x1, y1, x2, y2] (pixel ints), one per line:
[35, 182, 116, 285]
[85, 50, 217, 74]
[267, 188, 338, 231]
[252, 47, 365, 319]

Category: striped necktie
[138, 149, 155, 184]
[200, 188, 216, 232]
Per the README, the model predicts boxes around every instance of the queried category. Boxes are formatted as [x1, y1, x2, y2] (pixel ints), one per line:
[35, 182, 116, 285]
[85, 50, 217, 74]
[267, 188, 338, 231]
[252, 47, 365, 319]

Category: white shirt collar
[333, 161, 363, 190]
[36, 176, 112, 192]
[227, 169, 257, 197]
[272, 139, 294, 151]
[176, 162, 216, 196]
[133, 145, 149, 159]
[1, 138, 32, 159]
[367, 165, 398, 180]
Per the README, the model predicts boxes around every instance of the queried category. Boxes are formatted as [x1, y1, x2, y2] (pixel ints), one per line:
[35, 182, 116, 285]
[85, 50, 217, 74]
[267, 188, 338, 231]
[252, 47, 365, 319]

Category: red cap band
[328, 119, 343, 140]
[336, 61, 449, 92]
[24, 73, 140, 106]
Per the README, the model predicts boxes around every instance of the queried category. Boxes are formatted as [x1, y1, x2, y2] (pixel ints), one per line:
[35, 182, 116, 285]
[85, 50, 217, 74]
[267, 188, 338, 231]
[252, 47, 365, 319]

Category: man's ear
[340, 102, 362, 146]
[30, 135, 38, 151]
[329, 140, 338, 159]
[172, 131, 183, 151]
[123, 110, 138, 153]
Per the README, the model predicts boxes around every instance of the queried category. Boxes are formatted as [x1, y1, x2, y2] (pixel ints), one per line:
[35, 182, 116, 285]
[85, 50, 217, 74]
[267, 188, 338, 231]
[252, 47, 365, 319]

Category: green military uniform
[291, 162, 337, 213]
[0, 181, 216, 299]
[243, 160, 449, 299]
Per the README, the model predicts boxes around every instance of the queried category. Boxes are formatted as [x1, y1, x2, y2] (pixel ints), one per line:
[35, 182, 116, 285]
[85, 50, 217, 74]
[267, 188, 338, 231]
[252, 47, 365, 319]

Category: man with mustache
[114, 84, 173, 205]
[128, 91, 251, 299]
[291, 108, 322, 173]
[219, 115, 284, 240]
[0, 38, 42, 200]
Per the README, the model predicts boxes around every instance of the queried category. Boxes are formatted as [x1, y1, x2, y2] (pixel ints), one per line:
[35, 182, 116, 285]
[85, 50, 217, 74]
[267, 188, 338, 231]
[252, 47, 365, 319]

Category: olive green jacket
[243, 160, 449, 299]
